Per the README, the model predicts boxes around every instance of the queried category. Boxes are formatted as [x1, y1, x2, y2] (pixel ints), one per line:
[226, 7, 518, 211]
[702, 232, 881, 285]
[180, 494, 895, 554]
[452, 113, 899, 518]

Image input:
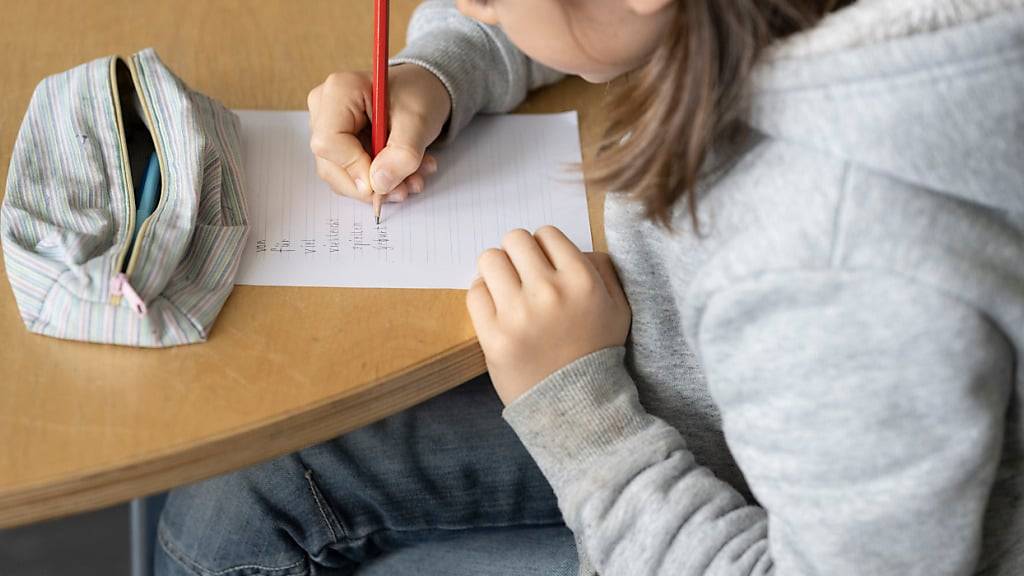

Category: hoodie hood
[750, 0, 1024, 214]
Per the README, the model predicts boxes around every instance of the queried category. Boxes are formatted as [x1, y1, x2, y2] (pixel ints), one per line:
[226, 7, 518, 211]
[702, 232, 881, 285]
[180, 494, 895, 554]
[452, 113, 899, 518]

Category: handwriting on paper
[233, 110, 591, 289]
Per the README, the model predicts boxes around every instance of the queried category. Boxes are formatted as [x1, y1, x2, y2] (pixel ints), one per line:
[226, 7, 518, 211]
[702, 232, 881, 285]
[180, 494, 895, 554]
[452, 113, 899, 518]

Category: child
[157, 0, 1024, 574]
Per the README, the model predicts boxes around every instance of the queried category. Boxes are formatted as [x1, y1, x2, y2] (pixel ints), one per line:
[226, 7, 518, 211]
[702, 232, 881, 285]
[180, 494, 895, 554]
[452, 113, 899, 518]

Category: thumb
[369, 111, 437, 194]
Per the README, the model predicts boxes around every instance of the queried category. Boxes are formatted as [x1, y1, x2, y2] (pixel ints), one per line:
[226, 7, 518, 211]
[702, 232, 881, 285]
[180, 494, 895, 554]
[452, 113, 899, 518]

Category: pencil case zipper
[107, 54, 168, 315]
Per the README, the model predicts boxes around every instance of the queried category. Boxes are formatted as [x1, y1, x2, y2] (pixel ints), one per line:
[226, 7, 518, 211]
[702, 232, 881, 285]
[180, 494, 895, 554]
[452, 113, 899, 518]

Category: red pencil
[371, 0, 389, 225]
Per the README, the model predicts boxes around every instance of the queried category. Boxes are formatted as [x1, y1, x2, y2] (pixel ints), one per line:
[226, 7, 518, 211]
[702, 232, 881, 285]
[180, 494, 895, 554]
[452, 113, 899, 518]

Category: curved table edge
[0, 338, 486, 528]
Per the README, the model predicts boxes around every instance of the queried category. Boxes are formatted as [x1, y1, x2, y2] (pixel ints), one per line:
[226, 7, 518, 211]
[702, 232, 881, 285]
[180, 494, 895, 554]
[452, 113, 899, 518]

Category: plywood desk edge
[0, 338, 486, 529]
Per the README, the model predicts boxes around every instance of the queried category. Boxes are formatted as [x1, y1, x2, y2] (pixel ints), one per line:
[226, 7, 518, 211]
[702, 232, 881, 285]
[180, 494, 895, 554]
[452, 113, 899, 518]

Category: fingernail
[355, 177, 370, 196]
[423, 157, 438, 174]
[371, 169, 396, 193]
[388, 193, 404, 203]
[410, 179, 423, 194]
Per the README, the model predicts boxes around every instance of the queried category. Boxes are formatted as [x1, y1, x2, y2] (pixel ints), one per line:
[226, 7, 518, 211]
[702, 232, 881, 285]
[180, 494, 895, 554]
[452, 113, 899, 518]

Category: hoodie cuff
[391, 32, 488, 145]
[502, 347, 656, 488]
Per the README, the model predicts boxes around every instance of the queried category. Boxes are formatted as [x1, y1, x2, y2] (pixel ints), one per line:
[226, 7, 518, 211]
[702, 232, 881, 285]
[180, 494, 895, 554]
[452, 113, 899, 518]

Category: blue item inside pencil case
[122, 72, 160, 257]
[133, 152, 160, 239]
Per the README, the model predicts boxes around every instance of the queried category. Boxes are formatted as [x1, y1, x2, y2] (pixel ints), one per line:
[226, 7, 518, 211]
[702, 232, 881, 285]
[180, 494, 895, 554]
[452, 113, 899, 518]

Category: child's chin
[580, 71, 621, 84]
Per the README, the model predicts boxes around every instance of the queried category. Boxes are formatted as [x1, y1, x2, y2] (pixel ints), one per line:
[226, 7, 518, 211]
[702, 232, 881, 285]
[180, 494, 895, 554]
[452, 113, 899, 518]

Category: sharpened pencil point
[375, 215, 381, 225]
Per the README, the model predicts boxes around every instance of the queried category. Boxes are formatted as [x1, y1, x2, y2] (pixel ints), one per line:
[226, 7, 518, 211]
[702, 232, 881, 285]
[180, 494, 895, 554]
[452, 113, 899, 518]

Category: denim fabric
[154, 375, 576, 576]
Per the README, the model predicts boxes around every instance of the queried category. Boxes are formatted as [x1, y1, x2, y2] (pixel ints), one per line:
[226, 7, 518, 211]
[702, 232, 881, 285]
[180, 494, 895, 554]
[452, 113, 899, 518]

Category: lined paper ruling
[233, 111, 592, 289]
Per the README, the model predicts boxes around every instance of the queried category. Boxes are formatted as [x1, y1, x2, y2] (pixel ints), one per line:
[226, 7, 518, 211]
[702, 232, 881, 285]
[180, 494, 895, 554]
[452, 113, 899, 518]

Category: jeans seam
[304, 469, 346, 543]
[157, 522, 308, 576]
[342, 516, 567, 545]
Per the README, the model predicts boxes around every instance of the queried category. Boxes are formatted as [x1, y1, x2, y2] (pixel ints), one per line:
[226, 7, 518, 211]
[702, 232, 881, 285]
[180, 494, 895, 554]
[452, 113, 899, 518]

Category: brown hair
[591, 0, 851, 228]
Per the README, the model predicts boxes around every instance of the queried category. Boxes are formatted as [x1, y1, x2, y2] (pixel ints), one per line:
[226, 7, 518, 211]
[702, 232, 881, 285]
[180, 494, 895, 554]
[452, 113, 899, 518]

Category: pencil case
[1, 48, 249, 347]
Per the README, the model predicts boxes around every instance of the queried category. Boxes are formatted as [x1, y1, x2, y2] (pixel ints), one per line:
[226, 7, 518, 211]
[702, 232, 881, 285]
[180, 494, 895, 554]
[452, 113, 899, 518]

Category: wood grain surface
[0, 0, 608, 528]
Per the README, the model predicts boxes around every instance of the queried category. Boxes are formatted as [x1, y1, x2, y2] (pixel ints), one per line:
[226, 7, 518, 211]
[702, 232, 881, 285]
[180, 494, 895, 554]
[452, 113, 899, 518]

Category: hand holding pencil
[306, 12, 450, 214]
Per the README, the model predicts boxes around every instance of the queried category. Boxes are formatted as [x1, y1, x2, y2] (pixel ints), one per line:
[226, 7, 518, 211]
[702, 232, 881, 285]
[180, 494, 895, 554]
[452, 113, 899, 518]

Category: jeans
[154, 375, 577, 576]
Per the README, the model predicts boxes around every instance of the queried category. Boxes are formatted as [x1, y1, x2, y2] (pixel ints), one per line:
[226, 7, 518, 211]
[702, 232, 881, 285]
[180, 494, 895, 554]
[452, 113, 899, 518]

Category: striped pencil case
[1, 49, 249, 347]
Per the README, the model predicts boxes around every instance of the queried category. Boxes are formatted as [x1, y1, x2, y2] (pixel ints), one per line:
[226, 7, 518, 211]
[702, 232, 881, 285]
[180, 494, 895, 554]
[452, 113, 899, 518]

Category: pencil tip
[375, 215, 381, 225]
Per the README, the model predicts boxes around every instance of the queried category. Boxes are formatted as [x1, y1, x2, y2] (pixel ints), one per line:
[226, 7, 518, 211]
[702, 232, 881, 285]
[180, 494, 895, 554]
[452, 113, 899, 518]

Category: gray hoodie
[393, 1, 1024, 574]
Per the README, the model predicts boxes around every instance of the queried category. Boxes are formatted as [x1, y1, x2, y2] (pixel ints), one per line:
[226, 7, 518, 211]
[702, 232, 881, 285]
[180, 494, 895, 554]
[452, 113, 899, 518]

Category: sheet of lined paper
[233, 110, 591, 289]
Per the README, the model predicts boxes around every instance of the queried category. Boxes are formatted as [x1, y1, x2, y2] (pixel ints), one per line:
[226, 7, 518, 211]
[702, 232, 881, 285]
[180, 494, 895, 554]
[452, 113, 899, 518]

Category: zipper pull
[110, 272, 148, 316]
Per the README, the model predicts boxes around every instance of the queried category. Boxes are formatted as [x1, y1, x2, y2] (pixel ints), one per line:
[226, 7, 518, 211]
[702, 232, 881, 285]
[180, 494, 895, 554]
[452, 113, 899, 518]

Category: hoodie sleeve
[390, 0, 564, 143]
[502, 270, 1011, 575]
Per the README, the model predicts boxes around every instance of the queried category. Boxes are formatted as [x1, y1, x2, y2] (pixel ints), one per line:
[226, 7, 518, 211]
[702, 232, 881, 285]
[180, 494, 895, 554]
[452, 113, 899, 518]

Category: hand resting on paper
[467, 227, 632, 405]
[307, 64, 451, 203]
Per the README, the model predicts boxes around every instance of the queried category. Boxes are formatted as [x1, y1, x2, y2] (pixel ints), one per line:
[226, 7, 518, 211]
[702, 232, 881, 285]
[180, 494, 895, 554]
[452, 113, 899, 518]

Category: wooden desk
[0, 0, 607, 528]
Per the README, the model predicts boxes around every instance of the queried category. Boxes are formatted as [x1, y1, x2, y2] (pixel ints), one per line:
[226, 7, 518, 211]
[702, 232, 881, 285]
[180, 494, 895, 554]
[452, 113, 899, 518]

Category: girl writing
[157, 1, 1024, 574]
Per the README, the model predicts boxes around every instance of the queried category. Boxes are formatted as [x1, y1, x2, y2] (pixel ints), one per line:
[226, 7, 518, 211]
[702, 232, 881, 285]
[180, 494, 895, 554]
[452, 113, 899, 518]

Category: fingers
[307, 84, 323, 128]
[533, 226, 586, 271]
[308, 72, 376, 200]
[312, 72, 372, 150]
[405, 173, 424, 195]
[501, 229, 554, 283]
[386, 182, 410, 203]
[466, 276, 496, 327]
[408, 153, 439, 192]
[382, 153, 437, 203]
[311, 132, 373, 186]
[369, 111, 437, 195]
[313, 137, 374, 200]
[315, 157, 370, 202]
[477, 248, 520, 306]
[584, 252, 629, 306]
[420, 153, 438, 175]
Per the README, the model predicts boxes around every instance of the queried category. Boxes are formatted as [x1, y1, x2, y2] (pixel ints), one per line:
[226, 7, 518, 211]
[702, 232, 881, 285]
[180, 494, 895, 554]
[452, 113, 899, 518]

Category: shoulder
[681, 136, 1024, 346]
